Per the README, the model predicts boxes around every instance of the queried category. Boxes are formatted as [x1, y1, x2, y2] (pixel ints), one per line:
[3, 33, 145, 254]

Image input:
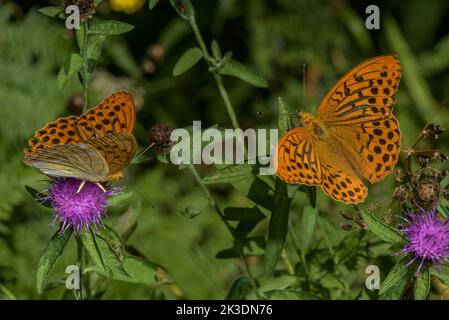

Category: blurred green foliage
[1, 0, 449, 299]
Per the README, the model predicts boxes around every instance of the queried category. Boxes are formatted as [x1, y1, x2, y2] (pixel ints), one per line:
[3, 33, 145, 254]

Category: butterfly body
[276, 55, 402, 204]
[24, 92, 137, 184]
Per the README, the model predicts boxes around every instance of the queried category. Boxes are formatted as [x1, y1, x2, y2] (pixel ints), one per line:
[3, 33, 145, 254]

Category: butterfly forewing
[317, 55, 402, 125]
[25, 91, 136, 156]
[276, 128, 322, 185]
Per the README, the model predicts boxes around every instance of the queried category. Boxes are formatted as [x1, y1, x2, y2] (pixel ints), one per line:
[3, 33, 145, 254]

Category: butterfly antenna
[133, 143, 155, 161]
[302, 63, 306, 113]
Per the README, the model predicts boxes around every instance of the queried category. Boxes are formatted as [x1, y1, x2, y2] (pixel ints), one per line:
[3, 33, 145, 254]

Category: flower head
[109, 0, 144, 14]
[400, 207, 449, 273]
[42, 178, 120, 234]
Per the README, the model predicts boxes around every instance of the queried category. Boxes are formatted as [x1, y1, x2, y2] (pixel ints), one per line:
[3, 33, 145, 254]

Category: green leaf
[172, 47, 203, 76]
[379, 258, 412, 299]
[264, 178, 292, 277]
[216, 237, 266, 259]
[36, 230, 72, 294]
[414, 268, 430, 300]
[57, 53, 83, 91]
[92, 256, 165, 285]
[223, 206, 266, 222]
[361, 209, 405, 245]
[231, 176, 274, 211]
[168, 0, 195, 20]
[89, 20, 134, 36]
[81, 228, 128, 278]
[108, 191, 134, 206]
[211, 40, 222, 60]
[202, 164, 256, 184]
[85, 34, 107, 81]
[24, 185, 52, 208]
[219, 60, 268, 88]
[265, 289, 322, 300]
[298, 205, 317, 252]
[430, 264, 449, 286]
[180, 193, 210, 219]
[38, 6, 65, 19]
[225, 276, 253, 300]
[81, 229, 108, 275]
[149, 0, 161, 10]
[76, 28, 86, 51]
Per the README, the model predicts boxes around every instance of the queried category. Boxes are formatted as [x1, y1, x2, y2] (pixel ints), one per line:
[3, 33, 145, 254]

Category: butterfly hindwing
[23, 143, 109, 181]
[85, 133, 137, 176]
[276, 128, 322, 185]
[330, 116, 401, 183]
[320, 165, 368, 204]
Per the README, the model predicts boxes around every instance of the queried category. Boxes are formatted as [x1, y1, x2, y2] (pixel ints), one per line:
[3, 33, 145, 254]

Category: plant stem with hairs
[187, 15, 240, 130]
[81, 20, 90, 113]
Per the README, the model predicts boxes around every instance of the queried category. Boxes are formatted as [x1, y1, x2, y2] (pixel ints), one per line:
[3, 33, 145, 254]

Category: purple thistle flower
[41, 177, 120, 234]
[400, 207, 449, 273]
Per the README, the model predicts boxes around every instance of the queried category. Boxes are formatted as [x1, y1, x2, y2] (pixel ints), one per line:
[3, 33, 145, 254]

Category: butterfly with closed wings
[23, 91, 137, 191]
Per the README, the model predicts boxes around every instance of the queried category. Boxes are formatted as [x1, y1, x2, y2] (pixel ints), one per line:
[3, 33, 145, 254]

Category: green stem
[188, 15, 240, 130]
[76, 236, 84, 300]
[82, 20, 89, 113]
[187, 164, 259, 292]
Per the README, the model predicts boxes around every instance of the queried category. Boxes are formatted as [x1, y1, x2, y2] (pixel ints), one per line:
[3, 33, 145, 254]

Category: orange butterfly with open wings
[276, 55, 402, 204]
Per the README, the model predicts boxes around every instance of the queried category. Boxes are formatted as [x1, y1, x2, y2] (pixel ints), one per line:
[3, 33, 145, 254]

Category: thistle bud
[149, 123, 174, 154]
[64, 0, 95, 18]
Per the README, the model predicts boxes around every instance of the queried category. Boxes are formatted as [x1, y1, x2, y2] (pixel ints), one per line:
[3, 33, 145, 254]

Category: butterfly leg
[95, 183, 107, 193]
[76, 180, 86, 193]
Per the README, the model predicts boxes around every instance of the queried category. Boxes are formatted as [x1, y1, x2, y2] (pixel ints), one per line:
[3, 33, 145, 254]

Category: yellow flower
[109, 0, 144, 14]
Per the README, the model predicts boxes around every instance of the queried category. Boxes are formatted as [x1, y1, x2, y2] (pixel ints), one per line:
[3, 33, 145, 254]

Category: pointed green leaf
[85, 34, 107, 81]
[361, 209, 405, 245]
[202, 164, 256, 184]
[57, 53, 83, 91]
[172, 47, 203, 76]
[211, 40, 222, 60]
[379, 258, 412, 299]
[219, 60, 268, 88]
[38, 6, 65, 19]
[168, 0, 195, 20]
[226, 276, 253, 300]
[265, 178, 292, 277]
[36, 230, 72, 294]
[24, 185, 52, 208]
[414, 268, 430, 300]
[89, 20, 134, 35]
[149, 0, 161, 10]
[298, 205, 317, 252]
[430, 264, 449, 286]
